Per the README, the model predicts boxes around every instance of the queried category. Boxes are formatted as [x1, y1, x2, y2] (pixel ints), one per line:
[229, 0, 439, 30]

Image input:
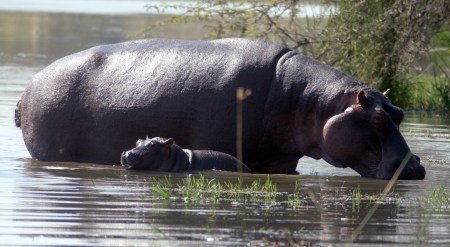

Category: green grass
[351, 186, 362, 212]
[148, 175, 449, 218]
[431, 30, 450, 48]
[420, 184, 449, 213]
[148, 175, 397, 212]
[396, 28, 450, 113]
[150, 176, 174, 201]
[287, 181, 308, 209]
[393, 75, 450, 113]
[149, 174, 279, 206]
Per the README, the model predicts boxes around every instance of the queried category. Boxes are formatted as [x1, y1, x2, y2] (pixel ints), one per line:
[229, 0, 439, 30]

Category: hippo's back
[82, 39, 290, 109]
[189, 150, 251, 173]
[20, 38, 291, 164]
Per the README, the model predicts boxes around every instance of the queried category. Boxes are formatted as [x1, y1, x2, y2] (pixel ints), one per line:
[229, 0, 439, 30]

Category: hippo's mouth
[120, 153, 138, 170]
[120, 159, 131, 169]
[322, 152, 382, 178]
[376, 154, 425, 180]
[120, 160, 139, 170]
[121, 163, 134, 170]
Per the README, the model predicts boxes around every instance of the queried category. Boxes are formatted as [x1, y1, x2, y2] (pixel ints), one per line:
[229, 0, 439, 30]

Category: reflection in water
[5, 160, 449, 245]
[0, 10, 449, 246]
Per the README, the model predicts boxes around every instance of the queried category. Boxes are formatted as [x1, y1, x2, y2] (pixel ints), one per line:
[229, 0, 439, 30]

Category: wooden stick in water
[351, 151, 413, 242]
[236, 87, 251, 173]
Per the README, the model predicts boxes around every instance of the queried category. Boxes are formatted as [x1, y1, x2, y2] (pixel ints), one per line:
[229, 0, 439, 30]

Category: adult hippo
[121, 137, 250, 172]
[15, 38, 425, 180]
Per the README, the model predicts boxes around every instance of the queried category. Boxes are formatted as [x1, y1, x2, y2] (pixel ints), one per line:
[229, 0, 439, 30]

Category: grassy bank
[391, 75, 449, 113]
[394, 30, 449, 113]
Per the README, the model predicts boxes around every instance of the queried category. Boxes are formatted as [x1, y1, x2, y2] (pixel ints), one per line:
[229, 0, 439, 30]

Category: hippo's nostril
[398, 164, 426, 180]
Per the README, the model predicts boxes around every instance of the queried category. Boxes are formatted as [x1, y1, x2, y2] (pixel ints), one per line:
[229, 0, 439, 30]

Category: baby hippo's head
[120, 137, 174, 170]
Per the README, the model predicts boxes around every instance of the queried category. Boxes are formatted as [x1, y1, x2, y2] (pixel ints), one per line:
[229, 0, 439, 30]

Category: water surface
[0, 9, 449, 246]
[0, 0, 333, 17]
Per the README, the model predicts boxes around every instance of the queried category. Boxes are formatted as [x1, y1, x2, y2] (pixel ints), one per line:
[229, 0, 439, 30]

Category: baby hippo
[120, 137, 251, 173]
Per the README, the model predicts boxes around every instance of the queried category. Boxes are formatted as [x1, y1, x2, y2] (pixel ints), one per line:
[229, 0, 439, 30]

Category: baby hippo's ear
[164, 138, 174, 146]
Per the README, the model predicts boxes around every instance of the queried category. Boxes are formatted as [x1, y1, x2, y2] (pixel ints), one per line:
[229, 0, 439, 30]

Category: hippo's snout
[120, 151, 142, 169]
[398, 155, 425, 180]
[378, 154, 425, 180]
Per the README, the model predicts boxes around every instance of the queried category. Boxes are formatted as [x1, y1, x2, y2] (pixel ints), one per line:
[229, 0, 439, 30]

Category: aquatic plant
[149, 176, 173, 201]
[149, 174, 280, 206]
[151, 187, 172, 201]
[351, 186, 362, 213]
[287, 181, 308, 209]
[148, 174, 414, 211]
[421, 184, 449, 213]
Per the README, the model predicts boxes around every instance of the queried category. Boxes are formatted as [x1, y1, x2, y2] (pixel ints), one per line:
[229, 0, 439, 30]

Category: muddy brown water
[0, 8, 449, 246]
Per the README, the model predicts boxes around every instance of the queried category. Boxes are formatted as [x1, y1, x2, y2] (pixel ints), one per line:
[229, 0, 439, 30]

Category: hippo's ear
[383, 89, 390, 98]
[357, 90, 369, 106]
[164, 138, 174, 146]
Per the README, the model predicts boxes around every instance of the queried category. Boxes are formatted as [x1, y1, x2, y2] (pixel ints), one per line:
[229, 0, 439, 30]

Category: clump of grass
[421, 184, 449, 213]
[149, 176, 173, 201]
[151, 187, 172, 201]
[149, 175, 426, 212]
[324, 185, 404, 213]
[180, 174, 227, 205]
[339, 184, 449, 215]
[223, 175, 278, 204]
[351, 186, 362, 212]
[149, 174, 279, 206]
[287, 181, 308, 209]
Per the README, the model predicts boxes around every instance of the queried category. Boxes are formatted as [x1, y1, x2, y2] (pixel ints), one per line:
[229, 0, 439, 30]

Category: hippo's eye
[372, 111, 386, 125]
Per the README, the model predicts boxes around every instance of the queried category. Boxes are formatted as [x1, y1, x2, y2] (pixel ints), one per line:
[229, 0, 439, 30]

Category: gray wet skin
[16, 38, 424, 179]
[120, 137, 250, 173]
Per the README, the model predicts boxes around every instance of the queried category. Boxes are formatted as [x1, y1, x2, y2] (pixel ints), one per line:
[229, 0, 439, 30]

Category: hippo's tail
[14, 100, 21, 128]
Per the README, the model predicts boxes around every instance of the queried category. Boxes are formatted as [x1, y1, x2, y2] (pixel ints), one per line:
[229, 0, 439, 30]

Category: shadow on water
[0, 9, 449, 246]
